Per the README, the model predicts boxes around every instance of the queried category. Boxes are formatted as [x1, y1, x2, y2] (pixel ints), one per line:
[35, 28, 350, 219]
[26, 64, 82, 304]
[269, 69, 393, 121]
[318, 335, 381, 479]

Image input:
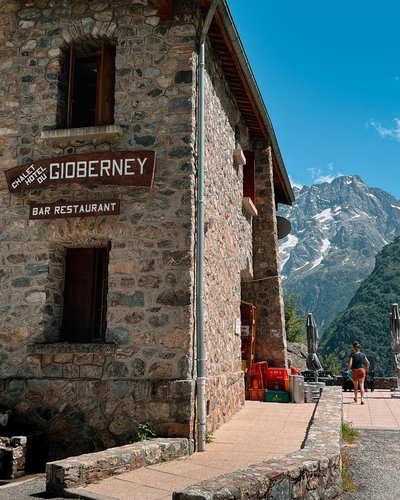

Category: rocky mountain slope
[320, 237, 400, 376]
[278, 175, 400, 335]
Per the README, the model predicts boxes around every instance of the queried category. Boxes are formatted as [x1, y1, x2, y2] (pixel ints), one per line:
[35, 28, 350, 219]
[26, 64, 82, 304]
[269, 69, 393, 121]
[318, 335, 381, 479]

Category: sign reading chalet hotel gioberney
[5, 151, 156, 192]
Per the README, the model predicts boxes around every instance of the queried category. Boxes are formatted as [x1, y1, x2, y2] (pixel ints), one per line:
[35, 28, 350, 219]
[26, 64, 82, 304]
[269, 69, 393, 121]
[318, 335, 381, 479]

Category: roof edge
[215, 1, 295, 204]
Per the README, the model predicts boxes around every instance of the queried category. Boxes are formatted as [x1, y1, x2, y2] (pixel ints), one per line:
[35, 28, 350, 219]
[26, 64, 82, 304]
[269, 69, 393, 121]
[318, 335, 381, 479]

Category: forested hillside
[278, 176, 400, 335]
[320, 237, 400, 376]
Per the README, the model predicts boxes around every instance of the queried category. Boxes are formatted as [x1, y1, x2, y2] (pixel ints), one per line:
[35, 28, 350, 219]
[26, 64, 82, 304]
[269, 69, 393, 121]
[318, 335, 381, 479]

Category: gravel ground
[340, 429, 400, 500]
[0, 475, 66, 500]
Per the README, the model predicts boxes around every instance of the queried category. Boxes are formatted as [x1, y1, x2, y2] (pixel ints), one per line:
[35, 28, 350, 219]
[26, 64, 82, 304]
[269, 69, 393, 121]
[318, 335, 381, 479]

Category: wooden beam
[157, 0, 173, 21]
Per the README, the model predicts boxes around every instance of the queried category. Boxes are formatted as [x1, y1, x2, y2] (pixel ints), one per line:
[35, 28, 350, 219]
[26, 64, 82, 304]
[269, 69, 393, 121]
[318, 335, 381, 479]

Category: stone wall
[0, 0, 201, 459]
[0, 0, 279, 459]
[242, 145, 288, 368]
[46, 437, 194, 495]
[0, 436, 27, 480]
[201, 43, 254, 430]
[45, 388, 343, 499]
[173, 386, 342, 499]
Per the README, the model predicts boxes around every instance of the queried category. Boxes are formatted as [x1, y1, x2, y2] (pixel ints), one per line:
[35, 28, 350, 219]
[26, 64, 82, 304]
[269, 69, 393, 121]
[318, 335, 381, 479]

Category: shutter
[243, 150, 256, 204]
[66, 46, 76, 128]
[61, 247, 108, 342]
[96, 43, 115, 126]
[157, 0, 173, 21]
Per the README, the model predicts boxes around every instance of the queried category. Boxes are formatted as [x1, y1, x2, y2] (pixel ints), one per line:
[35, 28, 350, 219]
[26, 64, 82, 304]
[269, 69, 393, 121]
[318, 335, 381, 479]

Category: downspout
[196, 0, 220, 452]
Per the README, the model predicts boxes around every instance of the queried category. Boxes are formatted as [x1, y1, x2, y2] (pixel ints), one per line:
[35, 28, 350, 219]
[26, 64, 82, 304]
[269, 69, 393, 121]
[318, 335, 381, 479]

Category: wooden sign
[29, 199, 120, 220]
[5, 151, 156, 192]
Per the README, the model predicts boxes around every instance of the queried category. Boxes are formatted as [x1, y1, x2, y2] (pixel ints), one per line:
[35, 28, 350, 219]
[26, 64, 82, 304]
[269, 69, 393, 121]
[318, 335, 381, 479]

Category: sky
[228, 1, 400, 199]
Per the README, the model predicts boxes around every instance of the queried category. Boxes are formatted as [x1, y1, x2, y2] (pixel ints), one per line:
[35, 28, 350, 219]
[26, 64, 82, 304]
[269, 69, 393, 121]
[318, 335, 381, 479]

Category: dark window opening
[243, 150, 256, 205]
[61, 246, 109, 342]
[60, 42, 116, 129]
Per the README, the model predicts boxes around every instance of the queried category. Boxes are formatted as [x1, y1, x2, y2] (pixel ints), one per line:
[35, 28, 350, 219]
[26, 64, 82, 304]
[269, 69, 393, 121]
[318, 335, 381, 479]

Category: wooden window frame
[66, 42, 115, 129]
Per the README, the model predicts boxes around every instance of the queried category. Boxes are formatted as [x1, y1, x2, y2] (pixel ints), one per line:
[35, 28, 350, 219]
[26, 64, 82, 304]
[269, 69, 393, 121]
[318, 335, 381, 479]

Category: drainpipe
[196, 0, 220, 452]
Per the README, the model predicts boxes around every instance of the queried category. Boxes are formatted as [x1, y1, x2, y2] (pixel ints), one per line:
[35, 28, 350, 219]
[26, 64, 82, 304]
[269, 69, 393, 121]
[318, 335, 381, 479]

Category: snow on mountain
[278, 175, 400, 335]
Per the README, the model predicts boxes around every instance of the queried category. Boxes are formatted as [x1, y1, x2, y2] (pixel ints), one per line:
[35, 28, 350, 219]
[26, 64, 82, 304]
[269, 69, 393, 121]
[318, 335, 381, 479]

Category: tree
[284, 293, 306, 343]
[319, 353, 342, 375]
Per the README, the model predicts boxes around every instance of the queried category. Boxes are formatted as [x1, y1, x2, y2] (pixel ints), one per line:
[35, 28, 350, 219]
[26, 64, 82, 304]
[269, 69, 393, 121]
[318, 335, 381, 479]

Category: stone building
[0, 0, 294, 461]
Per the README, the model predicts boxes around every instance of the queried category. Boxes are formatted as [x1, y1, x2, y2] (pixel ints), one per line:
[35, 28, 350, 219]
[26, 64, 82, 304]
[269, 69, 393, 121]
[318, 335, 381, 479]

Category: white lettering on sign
[11, 165, 48, 190]
[31, 206, 50, 217]
[5, 151, 156, 193]
[48, 158, 146, 180]
[29, 200, 120, 220]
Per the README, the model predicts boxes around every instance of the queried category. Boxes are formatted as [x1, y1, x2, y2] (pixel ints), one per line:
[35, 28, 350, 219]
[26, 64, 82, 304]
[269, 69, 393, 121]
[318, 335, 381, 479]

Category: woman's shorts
[352, 368, 366, 382]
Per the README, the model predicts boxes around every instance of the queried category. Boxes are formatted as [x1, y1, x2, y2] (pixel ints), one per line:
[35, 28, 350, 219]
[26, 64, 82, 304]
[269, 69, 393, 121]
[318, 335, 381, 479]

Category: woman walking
[348, 341, 370, 405]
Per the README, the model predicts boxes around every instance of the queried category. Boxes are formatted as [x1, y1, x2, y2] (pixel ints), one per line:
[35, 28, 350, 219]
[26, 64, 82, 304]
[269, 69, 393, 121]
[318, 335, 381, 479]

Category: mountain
[278, 175, 400, 335]
[320, 237, 400, 376]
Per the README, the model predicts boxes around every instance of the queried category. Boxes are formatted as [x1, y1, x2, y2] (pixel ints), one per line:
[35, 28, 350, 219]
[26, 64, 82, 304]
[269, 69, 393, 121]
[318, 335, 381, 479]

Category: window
[62, 42, 116, 129]
[61, 247, 109, 342]
[243, 151, 255, 204]
[242, 150, 258, 216]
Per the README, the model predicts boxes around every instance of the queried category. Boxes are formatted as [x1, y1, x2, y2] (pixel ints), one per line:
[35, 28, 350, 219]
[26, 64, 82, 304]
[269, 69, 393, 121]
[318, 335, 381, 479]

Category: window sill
[27, 343, 117, 355]
[40, 124, 123, 144]
[242, 197, 258, 217]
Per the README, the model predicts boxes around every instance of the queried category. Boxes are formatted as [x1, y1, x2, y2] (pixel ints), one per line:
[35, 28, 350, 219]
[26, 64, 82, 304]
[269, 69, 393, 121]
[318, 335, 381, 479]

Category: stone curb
[172, 386, 342, 499]
[46, 387, 342, 499]
[45, 437, 194, 496]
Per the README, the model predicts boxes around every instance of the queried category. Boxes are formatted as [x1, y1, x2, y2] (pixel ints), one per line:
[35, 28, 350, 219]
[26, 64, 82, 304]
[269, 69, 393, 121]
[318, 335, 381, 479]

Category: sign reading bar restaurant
[29, 199, 120, 220]
[5, 151, 156, 192]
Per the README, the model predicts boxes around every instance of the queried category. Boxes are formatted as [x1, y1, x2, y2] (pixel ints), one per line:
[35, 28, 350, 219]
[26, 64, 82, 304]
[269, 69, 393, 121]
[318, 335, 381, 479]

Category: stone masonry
[173, 387, 343, 499]
[0, 0, 290, 460]
[44, 388, 343, 499]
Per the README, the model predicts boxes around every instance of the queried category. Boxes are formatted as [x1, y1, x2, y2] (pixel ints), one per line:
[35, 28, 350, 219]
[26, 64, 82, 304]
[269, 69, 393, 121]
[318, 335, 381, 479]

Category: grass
[342, 450, 358, 493]
[205, 431, 214, 444]
[341, 420, 359, 444]
[341, 421, 359, 492]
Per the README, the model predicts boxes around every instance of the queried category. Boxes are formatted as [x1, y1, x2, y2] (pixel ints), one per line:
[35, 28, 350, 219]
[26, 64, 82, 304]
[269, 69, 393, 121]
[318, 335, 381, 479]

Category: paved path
[4, 390, 398, 499]
[342, 389, 400, 428]
[0, 401, 314, 500]
[79, 400, 314, 500]
[341, 390, 400, 500]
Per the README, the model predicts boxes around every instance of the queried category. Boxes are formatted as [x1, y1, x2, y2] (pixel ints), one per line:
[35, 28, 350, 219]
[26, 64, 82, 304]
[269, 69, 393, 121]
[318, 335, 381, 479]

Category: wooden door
[61, 247, 108, 342]
[241, 301, 257, 399]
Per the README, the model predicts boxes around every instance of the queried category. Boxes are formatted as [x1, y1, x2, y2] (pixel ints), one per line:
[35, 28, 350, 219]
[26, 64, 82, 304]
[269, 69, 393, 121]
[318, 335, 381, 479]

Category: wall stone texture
[0, 0, 287, 460]
[173, 387, 342, 500]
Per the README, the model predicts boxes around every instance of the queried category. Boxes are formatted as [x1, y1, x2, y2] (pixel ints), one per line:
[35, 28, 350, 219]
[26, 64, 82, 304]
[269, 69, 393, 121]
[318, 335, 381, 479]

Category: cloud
[308, 163, 344, 184]
[369, 118, 400, 142]
[289, 176, 304, 190]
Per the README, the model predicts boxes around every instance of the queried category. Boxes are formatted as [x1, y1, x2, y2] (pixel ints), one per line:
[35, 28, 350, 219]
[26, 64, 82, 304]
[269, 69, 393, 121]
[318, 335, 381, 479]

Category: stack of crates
[264, 367, 290, 403]
[249, 361, 268, 401]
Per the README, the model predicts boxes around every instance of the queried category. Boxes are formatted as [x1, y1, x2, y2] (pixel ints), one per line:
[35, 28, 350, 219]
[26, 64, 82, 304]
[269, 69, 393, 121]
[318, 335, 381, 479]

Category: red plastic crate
[267, 378, 290, 392]
[251, 374, 263, 389]
[251, 362, 268, 389]
[249, 388, 266, 401]
[266, 367, 289, 380]
[266, 368, 290, 391]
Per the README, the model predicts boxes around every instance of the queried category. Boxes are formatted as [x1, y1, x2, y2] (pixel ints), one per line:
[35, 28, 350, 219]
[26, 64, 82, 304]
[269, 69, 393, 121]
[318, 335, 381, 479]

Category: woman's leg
[353, 380, 359, 402]
[359, 371, 366, 403]
[359, 380, 365, 403]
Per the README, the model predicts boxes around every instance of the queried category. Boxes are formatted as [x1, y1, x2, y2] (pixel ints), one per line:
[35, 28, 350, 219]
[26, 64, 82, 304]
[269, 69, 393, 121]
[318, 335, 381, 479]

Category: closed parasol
[306, 312, 323, 376]
[390, 303, 400, 397]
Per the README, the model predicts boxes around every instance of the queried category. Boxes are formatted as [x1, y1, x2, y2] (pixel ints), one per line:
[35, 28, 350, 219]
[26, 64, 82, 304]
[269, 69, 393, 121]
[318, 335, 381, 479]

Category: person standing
[348, 341, 370, 405]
